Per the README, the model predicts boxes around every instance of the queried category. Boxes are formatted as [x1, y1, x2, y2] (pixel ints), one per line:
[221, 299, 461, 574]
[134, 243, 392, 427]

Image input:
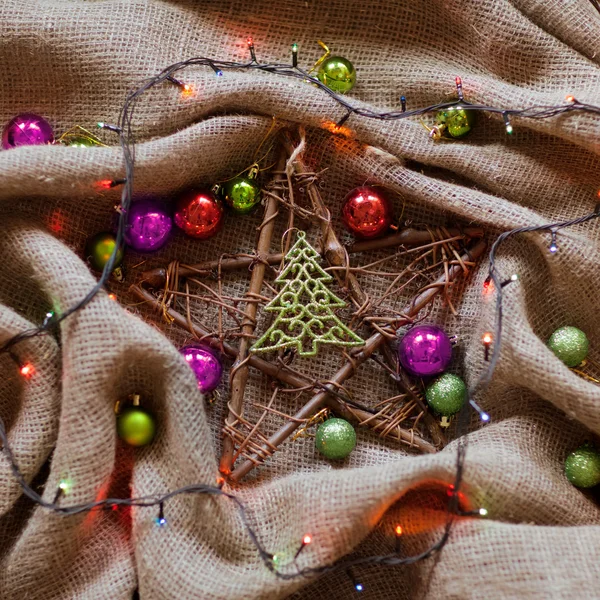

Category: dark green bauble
[85, 232, 124, 272]
[436, 106, 475, 139]
[317, 56, 356, 94]
[425, 373, 467, 416]
[221, 176, 261, 214]
[565, 445, 600, 488]
[315, 418, 356, 459]
[117, 406, 156, 447]
[548, 326, 589, 368]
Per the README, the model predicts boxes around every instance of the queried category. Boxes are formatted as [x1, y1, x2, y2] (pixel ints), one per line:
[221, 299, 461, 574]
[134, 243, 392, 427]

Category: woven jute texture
[1, 0, 600, 598]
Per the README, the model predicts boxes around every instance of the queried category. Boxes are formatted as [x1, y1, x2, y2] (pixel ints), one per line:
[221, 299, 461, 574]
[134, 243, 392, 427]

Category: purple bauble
[180, 344, 223, 393]
[124, 198, 172, 252]
[2, 113, 54, 149]
[398, 325, 452, 377]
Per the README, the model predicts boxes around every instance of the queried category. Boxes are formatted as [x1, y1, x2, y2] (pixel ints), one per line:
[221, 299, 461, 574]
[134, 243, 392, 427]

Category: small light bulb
[510, 273, 519, 281]
[481, 412, 491, 422]
[155, 517, 167, 527]
[303, 534, 312, 545]
[215, 69, 223, 77]
[355, 583, 364, 592]
[247, 36, 253, 46]
[479, 508, 488, 517]
[58, 479, 72, 494]
[549, 243, 558, 253]
[505, 123, 514, 135]
[108, 293, 117, 301]
[482, 332, 492, 345]
[566, 95, 575, 103]
[20, 363, 34, 377]
[97, 122, 104, 129]
[395, 525, 403, 536]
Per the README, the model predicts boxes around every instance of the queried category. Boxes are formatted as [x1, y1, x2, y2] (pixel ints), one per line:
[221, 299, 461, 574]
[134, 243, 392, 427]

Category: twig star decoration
[250, 231, 364, 357]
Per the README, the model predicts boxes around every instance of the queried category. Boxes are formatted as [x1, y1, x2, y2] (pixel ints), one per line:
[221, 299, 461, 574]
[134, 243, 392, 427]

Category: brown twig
[219, 148, 287, 476]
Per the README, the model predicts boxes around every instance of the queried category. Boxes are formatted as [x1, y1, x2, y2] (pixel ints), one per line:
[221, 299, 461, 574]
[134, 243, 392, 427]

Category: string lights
[0, 37, 598, 592]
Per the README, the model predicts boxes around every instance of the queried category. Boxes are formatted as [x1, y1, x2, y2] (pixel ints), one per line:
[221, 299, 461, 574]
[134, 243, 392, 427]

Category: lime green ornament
[85, 232, 124, 272]
[117, 406, 156, 447]
[317, 56, 356, 94]
[315, 418, 356, 459]
[548, 326, 589, 367]
[565, 445, 600, 488]
[250, 231, 364, 356]
[61, 135, 98, 147]
[221, 173, 261, 215]
[425, 373, 467, 416]
[435, 106, 475, 139]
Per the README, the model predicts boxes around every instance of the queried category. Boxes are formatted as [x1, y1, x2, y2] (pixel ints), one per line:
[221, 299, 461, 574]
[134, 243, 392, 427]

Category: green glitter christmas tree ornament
[547, 326, 589, 367]
[250, 231, 364, 357]
[315, 418, 356, 459]
[565, 445, 600, 488]
[425, 373, 467, 417]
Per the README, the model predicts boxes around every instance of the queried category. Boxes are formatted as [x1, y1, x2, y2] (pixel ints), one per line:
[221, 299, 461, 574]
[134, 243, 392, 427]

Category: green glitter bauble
[565, 445, 600, 488]
[317, 56, 356, 94]
[436, 106, 475, 138]
[315, 418, 356, 459]
[117, 407, 156, 447]
[85, 232, 124, 272]
[425, 373, 467, 416]
[547, 326, 589, 367]
[221, 176, 261, 214]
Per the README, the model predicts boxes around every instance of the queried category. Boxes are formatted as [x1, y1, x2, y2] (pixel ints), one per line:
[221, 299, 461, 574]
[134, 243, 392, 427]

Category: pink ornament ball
[180, 344, 223, 394]
[2, 113, 54, 149]
[398, 325, 452, 377]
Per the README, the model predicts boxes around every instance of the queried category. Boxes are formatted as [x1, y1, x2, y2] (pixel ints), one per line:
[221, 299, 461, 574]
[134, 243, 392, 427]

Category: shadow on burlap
[1, 0, 600, 598]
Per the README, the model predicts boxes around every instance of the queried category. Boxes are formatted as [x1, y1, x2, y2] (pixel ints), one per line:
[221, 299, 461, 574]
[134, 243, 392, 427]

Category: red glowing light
[482, 332, 493, 345]
[96, 179, 115, 190]
[302, 534, 312, 545]
[455, 76, 462, 86]
[20, 363, 33, 377]
[247, 36, 254, 46]
[108, 293, 117, 301]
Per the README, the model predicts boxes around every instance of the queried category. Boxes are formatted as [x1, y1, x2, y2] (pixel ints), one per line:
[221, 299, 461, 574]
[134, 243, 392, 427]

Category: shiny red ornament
[174, 189, 224, 239]
[341, 186, 393, 239]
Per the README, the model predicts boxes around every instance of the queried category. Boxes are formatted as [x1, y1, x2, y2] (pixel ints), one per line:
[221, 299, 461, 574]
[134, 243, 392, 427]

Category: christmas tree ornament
[219, 165, 262, 214]
[425, 373, 467, 418]
[315, 417, 356, 459]
[174, 189, 224, 239]
[341, 186, 393, 239]
[432, 106, 475, 139]
[180, 344, 223, 394]
[398, 325, 452, 377]
[250, 231, 364, 357]
[2, 113, 54, 149]
[117, 405, 156, 447]
[548, 326, 589, 367]
[85, 232, 124, 272]
[565, 445, 600, 488]
[57, 125, 107, 147]
[317, 56, 356, 94]
[124, 197, 172, 252]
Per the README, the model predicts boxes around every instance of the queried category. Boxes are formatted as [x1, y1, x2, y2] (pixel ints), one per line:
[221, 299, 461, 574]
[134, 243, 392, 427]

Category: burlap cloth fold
[1, 1, 600, 598]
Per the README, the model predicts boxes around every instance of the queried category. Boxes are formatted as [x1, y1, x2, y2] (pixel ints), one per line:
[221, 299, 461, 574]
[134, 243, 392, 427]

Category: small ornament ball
[2, 113, 54, 149]
[398, 325, 453, 377]
[124, 197, 172, 252]
[315, 418, 356, 460]
[565, 445, 600, 488]
[547, 326, 589, 367]
[180, 344, 223, 394]
[221, 176, 261, 214]
[85, 232, 124, 272]
[317, 56, 356, 94]
[435, 106, 475, 139]
[425, 373, 467, 416]
[117, 406, 156, 447]
[341, 186, 393, 239]
[174, 189, 224, 239]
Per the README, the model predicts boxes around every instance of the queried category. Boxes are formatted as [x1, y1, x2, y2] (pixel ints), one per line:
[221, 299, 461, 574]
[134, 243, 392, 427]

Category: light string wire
[0, 46, 599, 586]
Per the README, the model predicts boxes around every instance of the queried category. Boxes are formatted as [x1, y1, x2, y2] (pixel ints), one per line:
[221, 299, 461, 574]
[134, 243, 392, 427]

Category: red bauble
[174, 189, 224, 239]
[341, 186, 393, 239]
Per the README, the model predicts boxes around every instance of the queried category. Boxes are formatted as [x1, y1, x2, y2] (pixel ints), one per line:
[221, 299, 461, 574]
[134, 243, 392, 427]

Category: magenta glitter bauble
[2, 113, 54, 149]
[124, 198, 172, 252]
[398, 325, 452, 377]
[180, 344, 223, 393]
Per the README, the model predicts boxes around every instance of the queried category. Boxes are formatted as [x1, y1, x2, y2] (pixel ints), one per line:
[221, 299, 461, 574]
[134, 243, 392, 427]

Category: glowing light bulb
[481, 412, 491, 422]
[303, 534, 312, 545]
[505, 123, 513, 134]
[395, 525, 403, 536]
[549, 242, 558, 253]
[566, 95, 575, 103]
[355, 583, 364, 592]
[108, 293, 117, 301]
[482, 332, 492, 345]
[247, 36, 253, 46]
[479, 508, 488, 517]
[20, 363, 33, 377]
[58, 479, 72, 494]
[155, 516, 167, 527]
[510, 273, 519, 281]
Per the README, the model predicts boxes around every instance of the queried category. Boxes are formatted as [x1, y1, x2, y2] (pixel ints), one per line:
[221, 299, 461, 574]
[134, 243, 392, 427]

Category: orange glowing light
[482, 332, 492, 345]
[302, 534, 312, 545]
[108, 293, 117, 301]
[566, 95, 575, 103]
[247, 36, 254, 46]
[96, 179, 115, 190]
[20, 363, 33, 377]
[322, 120, 353, 138]
[395, 525, 403, 536]
[181, 83, 194, 98]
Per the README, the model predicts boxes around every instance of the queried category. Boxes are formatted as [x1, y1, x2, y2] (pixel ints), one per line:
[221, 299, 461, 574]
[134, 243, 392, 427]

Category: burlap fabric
[1, 0, 600, 598]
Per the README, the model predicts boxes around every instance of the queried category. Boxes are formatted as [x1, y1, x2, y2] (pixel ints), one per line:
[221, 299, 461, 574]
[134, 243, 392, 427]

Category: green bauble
[317, 56, 356, 94]
[117, 407, 156, 447]
[548, 326, 589, 367]
[436, 106, 475, 139]
[315, 418, 356, 459]
[222, 176, 261, 214]
[425, 373, 467, 416]
[565, 445, 600, 488]
[85, 232, 124, 272]
[62, 135, 98, 147]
